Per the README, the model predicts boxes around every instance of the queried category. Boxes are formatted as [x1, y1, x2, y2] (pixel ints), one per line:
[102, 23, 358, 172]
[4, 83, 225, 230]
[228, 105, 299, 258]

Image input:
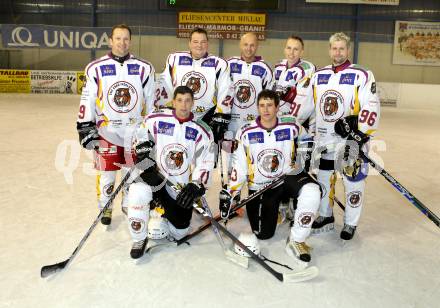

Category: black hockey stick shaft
[40, 168, 134, 278]
[361, 151, 440, 228]
[192, 202, 284, 282]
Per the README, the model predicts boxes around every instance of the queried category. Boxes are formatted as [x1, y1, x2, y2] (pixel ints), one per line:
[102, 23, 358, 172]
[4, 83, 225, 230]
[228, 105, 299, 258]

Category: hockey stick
[218, 140, 226, 189]
[360, 151, 440, 229]
[198, 197, 248, 268]
[40, 167, 135, 278]
[191, 199, 319, 283]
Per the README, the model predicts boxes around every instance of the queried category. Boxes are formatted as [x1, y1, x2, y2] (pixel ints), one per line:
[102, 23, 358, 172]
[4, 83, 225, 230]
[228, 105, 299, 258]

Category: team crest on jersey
[257, 149, 283, 178]
[347, 191, 362, 208]
[100, 64, 116, 76]
[298, 212, 314, 227]
[319, 90, 344, 122]
[230, 63, 242, 74]
[181, 71, 207, 100]
[317, 74, 331, 85]
[251, 65, 265, 77]
[248, 132, 264, 144]
[339, 73, 356, 85]
[127, 64, 140, 75]
[274, 128, 291, 141]
[158, 121, 175, 135]
[160, 144, 188, 176]
[246, 114, 256, 121]
[233, 79, 256, 108]
[107, 81, 138, 113]
[185, 127, 198, 141]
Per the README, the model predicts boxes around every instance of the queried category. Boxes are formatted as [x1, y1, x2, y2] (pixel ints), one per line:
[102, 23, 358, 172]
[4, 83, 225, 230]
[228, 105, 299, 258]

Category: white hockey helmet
[147, 216, 169, 240]
[234, 232, 260, 257]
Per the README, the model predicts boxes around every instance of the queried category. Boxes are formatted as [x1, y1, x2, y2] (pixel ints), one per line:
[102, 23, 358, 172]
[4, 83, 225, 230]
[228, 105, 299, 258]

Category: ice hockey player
[309, 32, 380, 240]
[273, 35, 316, 116]
[155, 27, 232, 143]
[76, 24, 155, 225]
[126, 85, 215, 259]
[219, 89, 321, 263]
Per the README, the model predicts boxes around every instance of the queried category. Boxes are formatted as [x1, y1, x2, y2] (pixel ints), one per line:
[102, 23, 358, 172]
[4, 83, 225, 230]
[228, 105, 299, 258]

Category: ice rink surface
[1, 94, 439, 308]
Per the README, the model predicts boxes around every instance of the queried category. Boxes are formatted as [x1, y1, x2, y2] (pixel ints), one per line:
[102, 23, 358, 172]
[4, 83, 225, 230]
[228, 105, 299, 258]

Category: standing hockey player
[227, 32, 273, 135]
[273, 35, 316, 117]
[126, 86, 215, 259]
[76, 24, 156, 225]
[219, 90, 321, 263]
[155, 27, 232, 143]
[310, 32, 380, 240]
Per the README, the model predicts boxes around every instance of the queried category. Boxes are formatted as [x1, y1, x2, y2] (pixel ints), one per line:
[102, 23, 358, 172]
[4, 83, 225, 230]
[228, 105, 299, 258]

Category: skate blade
[225, 249, 249, 269]
[311, 224, 335, 235]
[283, 266, 319, 283]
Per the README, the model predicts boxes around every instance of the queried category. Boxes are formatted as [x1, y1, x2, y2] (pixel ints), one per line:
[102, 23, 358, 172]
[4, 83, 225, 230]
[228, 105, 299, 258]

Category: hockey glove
[296, 141, 314, 173]
[210, 113, 231, 143]
[219, 189, 233, 219]
[278, 86, 297, 104]
[176, 183, 206, 209]
[334, 115, 369, 146]
[76, 121, 99, 150]
[134, 140, 155, 164]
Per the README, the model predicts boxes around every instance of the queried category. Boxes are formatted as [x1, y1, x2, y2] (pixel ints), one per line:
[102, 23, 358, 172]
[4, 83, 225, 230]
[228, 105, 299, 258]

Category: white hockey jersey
[134, 109, 215, 189]
[309, 60, 380, 154]
[227, 56, 274, 134]
[155, 51, 232, 120]
[229, 116, 311, 192]
[78, 53, 155, 147]
[273, 59, 316, 116]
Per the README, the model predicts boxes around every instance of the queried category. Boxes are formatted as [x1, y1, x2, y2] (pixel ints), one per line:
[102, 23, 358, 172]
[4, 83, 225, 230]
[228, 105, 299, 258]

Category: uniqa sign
[2, 24, 111, 50]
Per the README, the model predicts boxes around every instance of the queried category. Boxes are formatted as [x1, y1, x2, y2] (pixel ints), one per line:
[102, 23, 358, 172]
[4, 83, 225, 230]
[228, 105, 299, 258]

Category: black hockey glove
[219, 189, 233, 219]
[176, 183, 206, 209]
[210, 113, 231, 143]
[277, 86, 297, 104]
[134, 140, 159, 185]
[134, 140, 155, 164]
[76, 121, 99, 150]
[334, 115, 369, 146]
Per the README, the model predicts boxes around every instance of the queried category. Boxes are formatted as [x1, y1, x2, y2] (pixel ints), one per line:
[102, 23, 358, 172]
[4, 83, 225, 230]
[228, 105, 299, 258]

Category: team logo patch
[298, 212, 314, 227]
[275, 70, 282, 80]
[285, 71, 296, 82]
[319, 89, 344, 122]
[248, 132, 264, 144]
[100, 64, 116, 76]
[201, 58, 216, 67]
[257, 149, 284, 178]
[107, 81, 138, 113]
[230, 63, 242, 74]
[181, 71, 207, 100]
[195, 106, 206, 114]
[274, 128, 291, 142]
[251, 65, 265, 77]
[127, 64, 140, 75]
[339, 73, 356, 85]
[246, 114, 256, 121]
[347, 191, 362, 208]
[233, 79, 256, 109]
[160, 144, 188, 176]
[371, 82, 376, 94]
[317, 74, 331, 85]
[178, 56, 192, 66]
[129, 217, 145, 234]
[157, 121, 175, 135]
[103, 183, 114, 196]
[185, 126, 198, 141]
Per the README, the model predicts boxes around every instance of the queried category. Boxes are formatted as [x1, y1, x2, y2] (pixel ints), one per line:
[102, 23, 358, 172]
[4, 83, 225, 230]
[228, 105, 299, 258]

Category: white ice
[1, 94, 439, 308]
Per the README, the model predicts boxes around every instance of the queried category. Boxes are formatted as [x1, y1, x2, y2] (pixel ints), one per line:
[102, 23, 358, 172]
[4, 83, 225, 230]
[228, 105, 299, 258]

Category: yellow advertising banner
[0, 70, 31, 93]
[177, 12, 266, 40]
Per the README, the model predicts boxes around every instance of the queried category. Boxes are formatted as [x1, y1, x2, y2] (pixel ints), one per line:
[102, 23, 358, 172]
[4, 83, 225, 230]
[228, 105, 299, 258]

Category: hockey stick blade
[41, 260, 69, 278]
[283, 266, 319, 283]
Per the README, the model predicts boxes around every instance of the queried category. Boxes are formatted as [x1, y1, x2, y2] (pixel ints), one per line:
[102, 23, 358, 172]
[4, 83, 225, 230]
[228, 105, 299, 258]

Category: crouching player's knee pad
[127, 182, 152, 241]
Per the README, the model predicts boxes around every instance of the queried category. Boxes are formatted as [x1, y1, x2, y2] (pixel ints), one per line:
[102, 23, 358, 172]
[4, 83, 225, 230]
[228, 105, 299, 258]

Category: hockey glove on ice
[76, 121, 99, 150]
[210, 113, 231, 143]
[176, 183, 206, 209]
[219, 189, 233, 220]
